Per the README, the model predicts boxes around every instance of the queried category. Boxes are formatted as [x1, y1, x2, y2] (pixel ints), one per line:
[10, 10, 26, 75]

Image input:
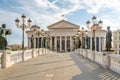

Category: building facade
[113, 30, 120, 54]
[26, 20, 106, 52]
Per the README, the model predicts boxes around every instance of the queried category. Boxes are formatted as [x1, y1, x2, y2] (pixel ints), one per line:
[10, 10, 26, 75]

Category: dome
[30, 25, 40, 31]
[31, 25, 40, 29]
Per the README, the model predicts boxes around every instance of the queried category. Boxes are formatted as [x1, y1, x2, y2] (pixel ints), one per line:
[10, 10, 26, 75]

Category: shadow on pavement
[69, 53, 120, 80]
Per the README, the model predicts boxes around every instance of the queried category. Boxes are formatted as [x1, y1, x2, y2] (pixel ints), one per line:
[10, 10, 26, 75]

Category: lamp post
[73, 35, 77, 49]
[86, 16, 103, 60]
[75, 33, 79, 49]
[15, 14, 32, 61]
[77, 27, 87, 55]
[34, 27, 41, 55]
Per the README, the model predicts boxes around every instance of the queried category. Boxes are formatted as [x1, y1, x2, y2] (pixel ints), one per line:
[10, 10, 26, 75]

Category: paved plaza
[0, 51, 120, 80]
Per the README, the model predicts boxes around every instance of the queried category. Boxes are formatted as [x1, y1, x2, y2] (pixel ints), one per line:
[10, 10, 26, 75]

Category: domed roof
[31, 25, 40, 29]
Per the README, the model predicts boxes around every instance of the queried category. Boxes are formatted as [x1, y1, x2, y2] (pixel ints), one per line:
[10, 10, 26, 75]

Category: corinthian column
[70, 36, 72, 51]
[54, 36, 57, 51]
[65, 36, 67, 51]
[50, 37, 52, 50]
[34, 37, 36, 48]
[99, 37, 101, 52]
[60, 36, 62, 51]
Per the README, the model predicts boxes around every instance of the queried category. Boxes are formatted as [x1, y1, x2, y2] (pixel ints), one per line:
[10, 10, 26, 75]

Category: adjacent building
[26, 19, 107, 52]
[113, 30, 120, 54]
[26, 20, 79, 52]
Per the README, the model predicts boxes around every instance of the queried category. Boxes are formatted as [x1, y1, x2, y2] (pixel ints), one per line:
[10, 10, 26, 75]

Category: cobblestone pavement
[0, 51, 120, 80]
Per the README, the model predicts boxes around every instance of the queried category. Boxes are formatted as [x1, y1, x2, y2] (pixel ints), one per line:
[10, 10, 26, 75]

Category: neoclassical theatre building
[26, 19, 106, 52]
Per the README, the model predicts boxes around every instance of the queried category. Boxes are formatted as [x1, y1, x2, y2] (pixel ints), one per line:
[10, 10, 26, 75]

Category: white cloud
[1, 0, 120, 46]
[79, 0, 120, 13]
[0, 10, 28, 45]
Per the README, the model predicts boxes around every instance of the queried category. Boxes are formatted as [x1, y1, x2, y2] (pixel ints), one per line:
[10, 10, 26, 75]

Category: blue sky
[0, 0, 120, 46]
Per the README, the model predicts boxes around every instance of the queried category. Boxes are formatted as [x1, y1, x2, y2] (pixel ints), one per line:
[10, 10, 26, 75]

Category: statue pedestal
[32, 48, 35, 58]
[0, 50, 11, 68]
[83, 49, 87, 58]
[91, 51, 95, 61]
[102, 51, 114, 69]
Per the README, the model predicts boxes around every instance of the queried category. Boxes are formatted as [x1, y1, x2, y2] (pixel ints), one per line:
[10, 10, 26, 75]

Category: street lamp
[77, 27, 87, 55]
[73, 35, 77, 49]
[39, 29, 45, 54]
[15, 14, 32, 61]
[77, 27, 86, 48]
[86, 16, 103, 60]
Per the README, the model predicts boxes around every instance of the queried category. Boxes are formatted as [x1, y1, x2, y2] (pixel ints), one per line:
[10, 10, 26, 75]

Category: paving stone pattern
[0, 52, 119, 80]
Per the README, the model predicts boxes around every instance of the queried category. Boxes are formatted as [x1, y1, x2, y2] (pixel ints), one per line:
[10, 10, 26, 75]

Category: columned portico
[26, 20, 80, 52]
[47, 20, 79, 52]
[49, 36, 75, 52]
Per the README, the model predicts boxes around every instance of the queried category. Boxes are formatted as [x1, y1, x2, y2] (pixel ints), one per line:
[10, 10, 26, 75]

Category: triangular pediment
[47, 20, 80, 29]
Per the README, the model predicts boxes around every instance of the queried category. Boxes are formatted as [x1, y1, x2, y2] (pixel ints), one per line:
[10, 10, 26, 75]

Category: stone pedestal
[80, 48, 83, 55]
[91, 51, 95, 61]
[0, 50, 11, 68]
[83, 49, 88, 58]
[102, 51, 114, 69]
[32, 48, 35, 58]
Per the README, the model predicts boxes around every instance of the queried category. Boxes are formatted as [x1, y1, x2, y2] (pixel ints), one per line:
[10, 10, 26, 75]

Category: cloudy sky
[0, 0, 120, 46]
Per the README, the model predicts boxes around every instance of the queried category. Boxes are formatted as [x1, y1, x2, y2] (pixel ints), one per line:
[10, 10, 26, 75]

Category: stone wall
[0, 52, 2, 69]
[75, 48, 120, 74]
[0, 48, 49, 68]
